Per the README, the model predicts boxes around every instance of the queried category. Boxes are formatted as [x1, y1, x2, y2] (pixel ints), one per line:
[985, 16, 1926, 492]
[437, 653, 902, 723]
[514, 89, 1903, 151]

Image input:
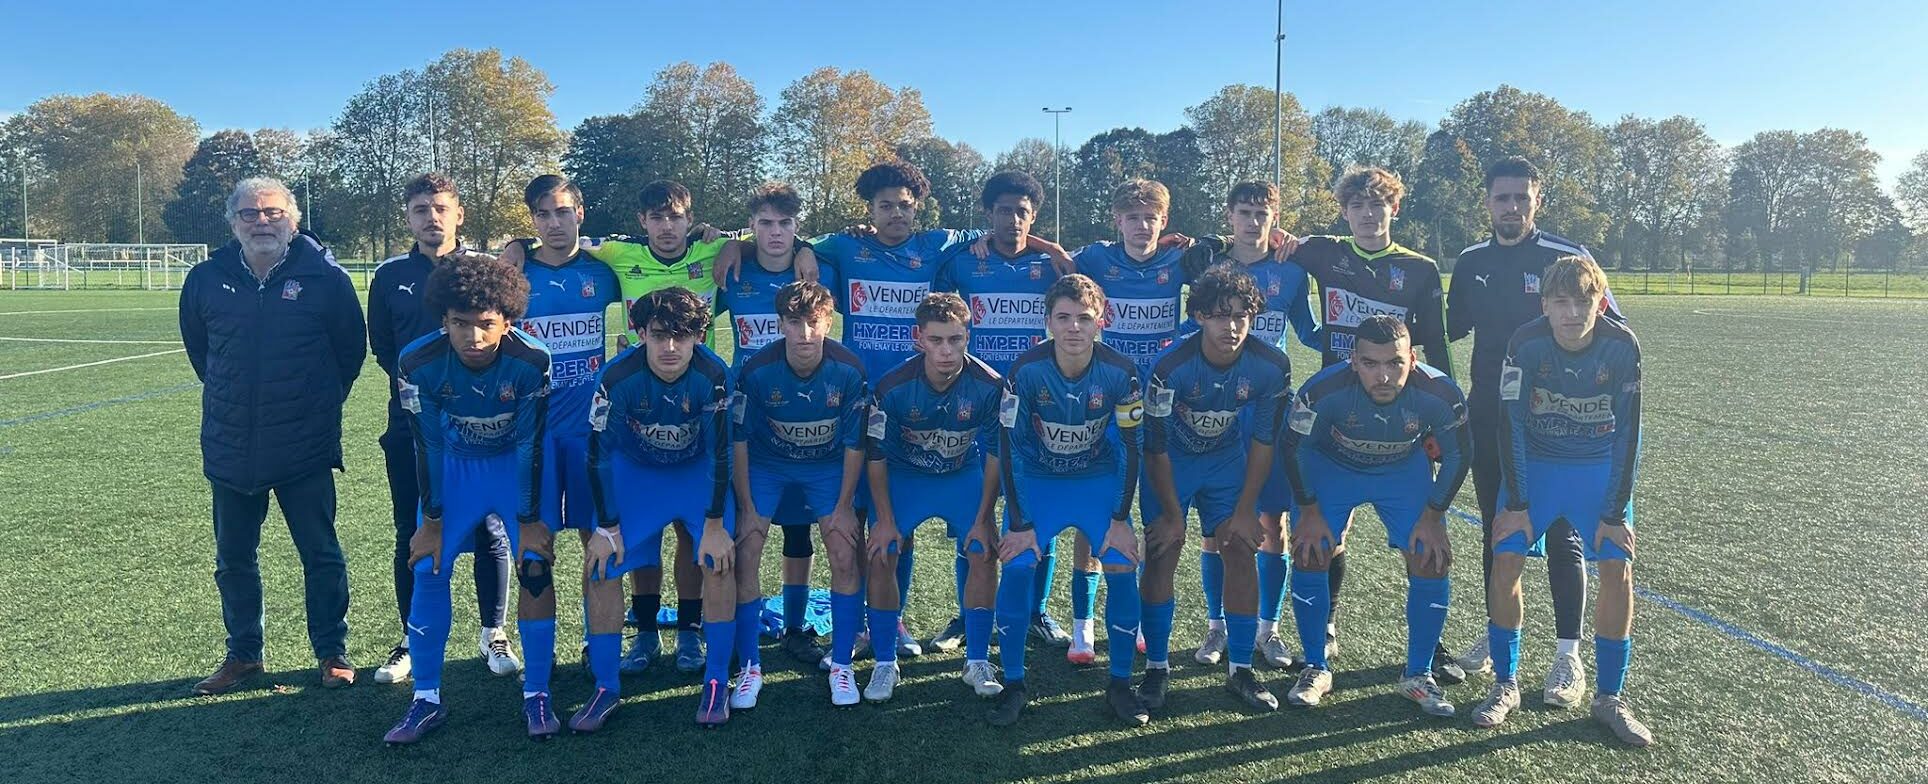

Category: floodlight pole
[18, 149, 26, 240]
[136, 155, 144, 244]
[1274, 0, 1285, 191]
[1043, 107, 1072, 240]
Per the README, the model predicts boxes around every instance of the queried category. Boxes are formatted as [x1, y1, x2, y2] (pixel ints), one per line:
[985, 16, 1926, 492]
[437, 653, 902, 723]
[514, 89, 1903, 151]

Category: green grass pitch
[1, 290, 1924, 783]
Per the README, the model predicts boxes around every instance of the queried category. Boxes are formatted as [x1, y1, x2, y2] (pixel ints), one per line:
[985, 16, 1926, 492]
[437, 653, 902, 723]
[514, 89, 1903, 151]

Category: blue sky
[3, 0, 1923, 185]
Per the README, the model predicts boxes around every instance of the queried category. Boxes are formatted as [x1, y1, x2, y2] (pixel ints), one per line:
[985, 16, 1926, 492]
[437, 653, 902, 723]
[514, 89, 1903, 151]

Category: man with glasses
[179, 177, 367, 695]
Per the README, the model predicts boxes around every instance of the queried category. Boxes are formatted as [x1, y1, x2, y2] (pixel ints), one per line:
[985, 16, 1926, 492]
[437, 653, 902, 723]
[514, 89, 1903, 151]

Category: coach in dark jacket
[178, 177, 366, 695]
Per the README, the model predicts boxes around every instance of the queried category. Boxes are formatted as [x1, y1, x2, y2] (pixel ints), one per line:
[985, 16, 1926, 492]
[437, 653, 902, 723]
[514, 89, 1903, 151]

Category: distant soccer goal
[2, 242, 208, 290]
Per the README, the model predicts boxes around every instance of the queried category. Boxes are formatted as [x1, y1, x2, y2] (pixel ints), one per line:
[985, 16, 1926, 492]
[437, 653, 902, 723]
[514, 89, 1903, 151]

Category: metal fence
[2, 243, 208, 290]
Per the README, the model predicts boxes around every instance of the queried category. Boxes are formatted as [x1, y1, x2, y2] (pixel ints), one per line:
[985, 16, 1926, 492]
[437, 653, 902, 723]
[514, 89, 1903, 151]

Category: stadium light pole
[1043, 107, 1072, 240]
[1274, 0, 1285, 192]
[17, 149, 26, 240]
[134, 132, 145, 245]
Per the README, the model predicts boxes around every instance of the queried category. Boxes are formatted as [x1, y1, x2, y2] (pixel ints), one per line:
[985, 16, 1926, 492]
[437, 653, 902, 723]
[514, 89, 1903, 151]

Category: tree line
[3, 49, 1925, 277]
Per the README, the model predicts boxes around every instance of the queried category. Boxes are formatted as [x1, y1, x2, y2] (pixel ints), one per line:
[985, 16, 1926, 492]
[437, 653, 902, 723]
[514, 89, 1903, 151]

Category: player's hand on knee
[866, 520, 900, 561]
[998, 528, 1038, 564]
[408, 516, 444, 574]
[586, 526, 623, 581]
[1290, 508, 1334, 570]
[1221, 508, 1262, 552]
[700, 516, 734, 573]
[1409, 510, 1451, 576]
[1491, 509, 1532, 552]
[1596, 521, 1635, 559]
[826, 505, 860, 550]
[519, 520, 554, 564]
[1102, 517, 1139, 565]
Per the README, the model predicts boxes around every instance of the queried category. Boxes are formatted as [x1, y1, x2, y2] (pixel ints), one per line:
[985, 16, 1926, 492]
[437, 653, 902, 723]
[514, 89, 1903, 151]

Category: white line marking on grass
[0, 336, 179, 345]
[0, 349, 185, 380]
[0, 307, 176, 316]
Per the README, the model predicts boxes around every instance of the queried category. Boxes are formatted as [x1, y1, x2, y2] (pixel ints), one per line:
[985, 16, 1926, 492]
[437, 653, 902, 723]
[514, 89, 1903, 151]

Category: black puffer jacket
[179, 234, 366, 494]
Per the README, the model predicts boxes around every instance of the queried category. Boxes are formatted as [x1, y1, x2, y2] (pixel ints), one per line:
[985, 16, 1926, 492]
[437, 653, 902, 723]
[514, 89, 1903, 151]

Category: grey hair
[226, 177, 302, 225]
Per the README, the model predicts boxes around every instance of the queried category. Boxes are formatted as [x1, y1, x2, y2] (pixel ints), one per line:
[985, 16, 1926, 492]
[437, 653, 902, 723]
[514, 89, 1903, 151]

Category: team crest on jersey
[768, 387, 786, 405]
[1104, 266, 1123, 280]
[1035, 387, 1054, 407]
[976, 259, 990, 276]
[826, 388, 841, 408]
[680, 395, 691, 413]
[907, 406, 923, 422]
[907, 254, 923, 269]
[1524, 273, 1541, 294]
[857, 248, 874, 261]
[281, 280, 302, 300]
[1389, 266, 1406, 292]
[957, 400, 973, 422]
[1087, 387, 1104, 410]
[1403, 410, 1421, 435]
[1235, 377, 1251, 401]
[498, 382, 516, 403]
[1029, 262, 1043, 280]
[688, 262, 704, 280]
[1596, 364, 1611, 385]
[580, 277, 597, 298]
[1266, 278, 1281, 296]
[1156, 269, 1170, 285]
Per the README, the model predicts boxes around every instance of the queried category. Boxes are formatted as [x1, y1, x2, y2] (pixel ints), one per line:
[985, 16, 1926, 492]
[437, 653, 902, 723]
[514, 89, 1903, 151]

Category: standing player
[1175, 181, 1318, 670]
[1289, 167, 1457, 678]
[731, 281, 871, 707]
[864, 293, 1007, 701]
[713, 182, 837, 672]
[1138, 267, 1295, 712]
[989, 274, 1149, 727]
[383, 256, 554, 744]
[938, 171, 1070, 651]
[576, 287, 738, 730]
[1063, 179, 1188, 666]
[505, 179, 728, 674]
[512, 174, 620, 698]
[366, 173, 517, 684]
[1471, 255, 1651, 747]
[1448, 157, 1624, 709]
[1278, 315, 1469, 718]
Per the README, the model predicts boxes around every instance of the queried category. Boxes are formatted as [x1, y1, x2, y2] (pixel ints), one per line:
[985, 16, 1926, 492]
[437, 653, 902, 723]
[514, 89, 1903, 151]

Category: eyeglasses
[235, 208, 288, 223]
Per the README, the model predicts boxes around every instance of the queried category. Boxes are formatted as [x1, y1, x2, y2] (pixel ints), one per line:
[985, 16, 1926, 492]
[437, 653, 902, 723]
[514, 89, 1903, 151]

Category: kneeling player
[576, 288, 738, 730]
[732, 281, 870, 707]
[990, 274, 1149, 727]
[865, 293, 1007, 702]
[1471, 255, 1651, 747]
[1139, 267, 1294, 712]
[1279, 315, 1469, 717]
[385, 256, 555, 745]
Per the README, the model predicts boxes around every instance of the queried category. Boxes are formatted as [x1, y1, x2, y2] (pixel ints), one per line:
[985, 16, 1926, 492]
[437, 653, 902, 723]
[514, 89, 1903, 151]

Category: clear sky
[3, 0, 1923, 185]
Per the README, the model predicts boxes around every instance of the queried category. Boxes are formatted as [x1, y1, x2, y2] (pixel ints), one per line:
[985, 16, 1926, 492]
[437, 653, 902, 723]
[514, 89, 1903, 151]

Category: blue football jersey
[587, 343, 733, 524]
[1074, 241, 1187, 376]
[941, 246, 1058, 374]
[713, 243, 842, 369]
[814, 229, 982, 378]
[1178, 237, 1318, 351]
[1499, 316, 1642, 522]
[397, 327, 552, 523]
[518, 247, 620, 438]
[733, 337, 869, 465]
[1282, 360, 1469, 511]
[998, 341, 1145, 479]
[1145, 332, 1293, 460]
[866, 353, 1004, 475]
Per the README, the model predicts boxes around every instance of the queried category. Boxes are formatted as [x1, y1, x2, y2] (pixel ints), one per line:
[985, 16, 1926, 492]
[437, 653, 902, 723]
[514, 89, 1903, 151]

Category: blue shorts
[606, 453, 737, 574]
[749, 459, 845, 523]
[1259, 442, 1297, 515]
[1496, 459, 1634, 562]
[772, 484, 817, 526]
[874, 466, 985, 551]
[418, 450, 521, 574]
[1140, 449, 1246, 537]
[1006, 470, 1132, 568]
[539, 432, 594, 531]
[1287, 451, 1434, 554]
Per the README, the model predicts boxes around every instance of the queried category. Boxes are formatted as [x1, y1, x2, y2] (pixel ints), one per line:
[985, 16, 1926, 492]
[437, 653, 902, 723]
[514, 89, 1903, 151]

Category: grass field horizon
[1, 290, 1924, 783]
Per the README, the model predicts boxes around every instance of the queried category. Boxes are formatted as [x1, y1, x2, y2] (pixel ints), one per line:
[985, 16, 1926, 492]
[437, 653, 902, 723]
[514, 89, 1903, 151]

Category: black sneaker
[1136, 665, 1171, 711]
[986, 680, 1028, 726]
[1029, 612, 1072, 647]
[780, 629, 826, 665]
[1226, 666, 1279, 712]
[1431, 641, 1467, 685]
[928, 616, 967, 653]
[1107, 676, 1150, 726]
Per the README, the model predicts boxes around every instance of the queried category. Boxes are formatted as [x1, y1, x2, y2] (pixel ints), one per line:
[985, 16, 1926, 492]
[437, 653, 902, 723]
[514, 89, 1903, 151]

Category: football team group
[177, 153, 1650, 750]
